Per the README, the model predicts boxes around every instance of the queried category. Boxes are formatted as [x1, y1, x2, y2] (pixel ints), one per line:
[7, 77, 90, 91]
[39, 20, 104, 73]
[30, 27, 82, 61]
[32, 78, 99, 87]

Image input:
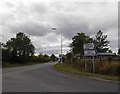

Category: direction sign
[83, 43, 96, 73]
[84, 50, 97, 56]
[84, 43, 94, 50]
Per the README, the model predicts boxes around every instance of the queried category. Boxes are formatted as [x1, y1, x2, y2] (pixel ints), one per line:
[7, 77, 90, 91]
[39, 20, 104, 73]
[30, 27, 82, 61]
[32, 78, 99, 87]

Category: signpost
[84, 43, 96, 73]
[84, 50, 96, 56]
[59, 54, 64, 64]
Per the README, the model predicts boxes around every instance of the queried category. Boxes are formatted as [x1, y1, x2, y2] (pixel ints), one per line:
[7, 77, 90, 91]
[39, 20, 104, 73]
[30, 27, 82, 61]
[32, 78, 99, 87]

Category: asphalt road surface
[2, 62, 119, 92]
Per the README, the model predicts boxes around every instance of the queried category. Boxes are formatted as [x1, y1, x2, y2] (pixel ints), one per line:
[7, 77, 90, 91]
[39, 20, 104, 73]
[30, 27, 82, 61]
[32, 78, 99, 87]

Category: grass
[2, 62, 46, 68]
[53, 63, 119, 82]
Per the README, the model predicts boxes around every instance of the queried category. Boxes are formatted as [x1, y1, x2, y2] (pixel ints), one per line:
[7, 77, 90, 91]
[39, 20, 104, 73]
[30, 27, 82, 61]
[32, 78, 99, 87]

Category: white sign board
[84, 43, 94, 50]
[84, 50, 96, 56]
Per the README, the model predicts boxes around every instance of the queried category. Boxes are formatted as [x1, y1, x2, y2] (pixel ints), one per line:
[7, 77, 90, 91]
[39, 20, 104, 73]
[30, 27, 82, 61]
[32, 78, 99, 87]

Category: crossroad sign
[84, 43, 94, 50]
[84, 43, 96, 56]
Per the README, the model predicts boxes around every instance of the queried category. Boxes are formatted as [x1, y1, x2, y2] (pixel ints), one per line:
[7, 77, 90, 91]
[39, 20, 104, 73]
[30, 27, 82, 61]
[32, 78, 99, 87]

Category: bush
[95, 63, 120, 76]
[64, 59, 120, 76]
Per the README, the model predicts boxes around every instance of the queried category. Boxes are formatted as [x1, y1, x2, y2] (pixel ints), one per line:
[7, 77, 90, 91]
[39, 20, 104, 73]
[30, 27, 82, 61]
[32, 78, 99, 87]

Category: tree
[43, 54, 50, 62]
[6, 32, 35, 63]
[93, 30, 109, 53]
[70, 33, 93, 55]
[29, 54, 50, 63]
[1, 42, 10, 62]
[65, 52, 74, 64]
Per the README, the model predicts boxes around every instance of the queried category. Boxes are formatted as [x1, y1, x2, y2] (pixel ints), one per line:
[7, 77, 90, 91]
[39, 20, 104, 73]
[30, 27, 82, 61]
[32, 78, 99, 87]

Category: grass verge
[53, 63, 119, 82]
[2, 62, 46, 68]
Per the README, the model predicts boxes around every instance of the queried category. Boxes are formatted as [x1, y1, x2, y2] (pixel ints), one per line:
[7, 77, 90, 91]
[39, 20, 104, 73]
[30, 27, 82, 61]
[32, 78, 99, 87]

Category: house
[97, 52, 117, 62]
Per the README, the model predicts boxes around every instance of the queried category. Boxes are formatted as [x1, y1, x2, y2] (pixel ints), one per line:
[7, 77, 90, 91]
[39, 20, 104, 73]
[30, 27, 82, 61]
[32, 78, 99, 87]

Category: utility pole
[52, 27, 63, 64]
[93, 56, 95, 73]
[60, 33, 62, 64]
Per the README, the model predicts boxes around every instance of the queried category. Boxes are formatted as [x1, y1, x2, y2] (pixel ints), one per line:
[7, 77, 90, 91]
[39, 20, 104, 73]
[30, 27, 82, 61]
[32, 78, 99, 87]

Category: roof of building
[97, 52, 116, 56]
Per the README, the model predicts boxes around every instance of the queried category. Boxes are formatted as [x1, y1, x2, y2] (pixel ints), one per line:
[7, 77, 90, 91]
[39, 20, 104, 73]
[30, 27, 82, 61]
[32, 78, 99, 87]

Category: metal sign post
[59, 54, 64, 64]
[85, 57, 87, 71]
[84, 43, 96, 73]
[93, 56, 95, 73]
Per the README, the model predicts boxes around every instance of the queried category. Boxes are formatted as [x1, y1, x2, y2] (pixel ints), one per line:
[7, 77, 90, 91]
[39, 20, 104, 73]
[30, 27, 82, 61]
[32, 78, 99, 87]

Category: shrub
[64, 59, 120, 76]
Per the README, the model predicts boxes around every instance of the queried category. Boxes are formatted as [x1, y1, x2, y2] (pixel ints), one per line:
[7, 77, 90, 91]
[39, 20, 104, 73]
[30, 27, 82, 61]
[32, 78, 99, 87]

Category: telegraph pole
[52, 27, 63, 64]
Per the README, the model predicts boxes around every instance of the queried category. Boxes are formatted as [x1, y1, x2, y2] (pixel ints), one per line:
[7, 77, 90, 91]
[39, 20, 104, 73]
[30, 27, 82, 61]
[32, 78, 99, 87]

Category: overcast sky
[0, 0, 119, 56]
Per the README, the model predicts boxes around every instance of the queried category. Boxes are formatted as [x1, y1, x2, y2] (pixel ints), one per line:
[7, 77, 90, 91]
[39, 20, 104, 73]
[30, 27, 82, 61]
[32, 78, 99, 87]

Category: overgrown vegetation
[2, 62, 42, 68]
[53, 63, 119, 82]
[62, 30, 120, 78]
[63, 59, 120, 76]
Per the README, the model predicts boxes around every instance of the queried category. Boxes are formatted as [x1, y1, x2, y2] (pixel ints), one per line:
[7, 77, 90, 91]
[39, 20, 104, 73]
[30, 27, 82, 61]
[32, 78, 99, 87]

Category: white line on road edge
[78, 75, 119, 84]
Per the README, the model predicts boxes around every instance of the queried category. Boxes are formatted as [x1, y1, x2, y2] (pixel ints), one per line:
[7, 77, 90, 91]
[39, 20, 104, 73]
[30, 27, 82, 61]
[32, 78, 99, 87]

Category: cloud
[30, 2, 48, 15]
[50, 2, 118, 38]
[1, 1, 118, 55]
[9, 20, 51, 37]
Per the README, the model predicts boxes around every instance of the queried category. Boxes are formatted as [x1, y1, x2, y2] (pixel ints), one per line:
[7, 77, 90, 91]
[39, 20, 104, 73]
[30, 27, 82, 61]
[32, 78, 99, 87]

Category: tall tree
[93, 30, 109, 53]
[6, 32, 35, 63]
[1, 42, 10, 62]
[70, 33, 93, 55]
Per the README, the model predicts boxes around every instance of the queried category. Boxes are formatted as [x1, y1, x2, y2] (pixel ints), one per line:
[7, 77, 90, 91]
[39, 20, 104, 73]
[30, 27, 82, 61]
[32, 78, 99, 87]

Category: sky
[0, 0, 119, 56]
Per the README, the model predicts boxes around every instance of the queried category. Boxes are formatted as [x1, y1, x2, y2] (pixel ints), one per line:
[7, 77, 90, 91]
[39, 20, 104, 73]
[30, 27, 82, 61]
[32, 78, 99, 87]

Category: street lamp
[52, 27, 63, 64]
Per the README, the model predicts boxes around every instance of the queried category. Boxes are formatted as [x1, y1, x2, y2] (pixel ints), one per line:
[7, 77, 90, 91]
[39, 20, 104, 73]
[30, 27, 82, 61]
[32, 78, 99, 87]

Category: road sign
[84, 50, 97, 56]
[83, 43, 96, 73]
[84, 43, 94, 50]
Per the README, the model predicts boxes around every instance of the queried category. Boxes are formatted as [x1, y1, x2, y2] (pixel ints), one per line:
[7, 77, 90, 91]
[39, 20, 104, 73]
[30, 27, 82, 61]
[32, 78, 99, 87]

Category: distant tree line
[30, 54, 58, 63]
[1, 32, 57, 64]
[1, 30, 119, 64]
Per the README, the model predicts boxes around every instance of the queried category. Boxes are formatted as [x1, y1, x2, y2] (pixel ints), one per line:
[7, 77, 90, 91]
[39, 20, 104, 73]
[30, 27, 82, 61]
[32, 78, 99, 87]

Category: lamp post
[52, 27, 62, 64]
[60, 32, 63, 64]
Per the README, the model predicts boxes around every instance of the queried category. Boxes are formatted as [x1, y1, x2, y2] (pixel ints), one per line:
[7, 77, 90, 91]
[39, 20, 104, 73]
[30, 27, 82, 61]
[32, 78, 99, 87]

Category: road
[2, 62, 119, 92]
